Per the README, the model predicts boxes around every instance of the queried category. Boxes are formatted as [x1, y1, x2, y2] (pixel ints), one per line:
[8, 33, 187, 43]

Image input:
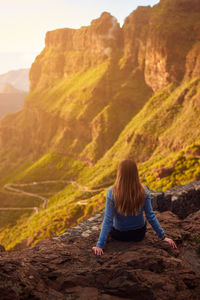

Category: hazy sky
[0, 0, 159, 74]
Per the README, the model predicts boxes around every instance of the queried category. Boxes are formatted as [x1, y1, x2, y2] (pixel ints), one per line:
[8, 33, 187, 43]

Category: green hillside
[0, 76, 199, 251]
[0, 0, 200, 250]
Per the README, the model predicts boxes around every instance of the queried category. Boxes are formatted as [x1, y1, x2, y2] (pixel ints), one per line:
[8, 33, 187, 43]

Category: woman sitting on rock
[92, 158, 177, 255]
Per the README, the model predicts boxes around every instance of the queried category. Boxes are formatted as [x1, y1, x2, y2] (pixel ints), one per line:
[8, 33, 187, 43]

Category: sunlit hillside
[0, 0, 199, 251]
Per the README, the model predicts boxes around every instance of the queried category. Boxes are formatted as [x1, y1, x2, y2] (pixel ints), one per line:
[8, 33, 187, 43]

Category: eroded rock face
[30, 0, 200, 93]
[150, 181, 200, 219]
[0, 209, 199, 300]
[1, 0, 200, 166]
[122, 0, 200, 91]
[121, 6, 151, 70]
[30, 12, 123, 91]
[184, 42, 200, 81]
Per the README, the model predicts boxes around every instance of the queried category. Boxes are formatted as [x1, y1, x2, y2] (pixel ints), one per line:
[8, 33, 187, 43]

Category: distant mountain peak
[0, 68, 29, 92]
[0, 82, 23, 94]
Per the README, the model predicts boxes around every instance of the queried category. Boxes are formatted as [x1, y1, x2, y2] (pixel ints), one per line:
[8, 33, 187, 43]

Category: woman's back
[109, 185, 146, 231]
[96, 184, 166, 249]
[92, 159, 177, 255]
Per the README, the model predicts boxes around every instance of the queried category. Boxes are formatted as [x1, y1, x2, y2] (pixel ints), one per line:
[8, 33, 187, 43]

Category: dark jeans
[109, 221, 147, 242]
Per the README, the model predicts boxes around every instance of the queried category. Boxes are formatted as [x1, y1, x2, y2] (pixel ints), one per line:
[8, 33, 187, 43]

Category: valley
[0, 0, 199, 251]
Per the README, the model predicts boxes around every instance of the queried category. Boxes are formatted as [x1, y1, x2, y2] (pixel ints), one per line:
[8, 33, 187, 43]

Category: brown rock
[0, 210, 199, 299]
[184, 42, 200, 81]
[121, 6, 151, 70]
[0, 244, 5, 252]
[30, 12, 123, 91]
[156, 167, 175, 178]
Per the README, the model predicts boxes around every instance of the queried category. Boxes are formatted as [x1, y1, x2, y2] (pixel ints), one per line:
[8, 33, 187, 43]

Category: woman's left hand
[92, 246, 104, 255]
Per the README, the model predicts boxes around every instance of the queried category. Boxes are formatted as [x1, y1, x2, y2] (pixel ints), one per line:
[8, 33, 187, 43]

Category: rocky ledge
[0, 182, 200, 300]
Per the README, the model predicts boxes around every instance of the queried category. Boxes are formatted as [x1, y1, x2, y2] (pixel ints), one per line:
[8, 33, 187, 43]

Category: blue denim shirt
[96, 184, 166, 248]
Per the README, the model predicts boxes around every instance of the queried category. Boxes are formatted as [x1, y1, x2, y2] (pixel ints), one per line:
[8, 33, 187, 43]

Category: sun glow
[0, 0, 159, 73]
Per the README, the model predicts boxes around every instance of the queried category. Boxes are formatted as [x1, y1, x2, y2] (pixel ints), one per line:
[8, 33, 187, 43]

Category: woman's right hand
[163, 237, 177, 249]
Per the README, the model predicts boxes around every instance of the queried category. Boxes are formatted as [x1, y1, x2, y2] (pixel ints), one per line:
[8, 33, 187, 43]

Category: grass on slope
[0, 182, 106, 251]
[80, 67, 153, 162]
[0, 76, 200, 250]
[0, 210, 33, 228]
[7, 152, 87, 183]
[1, 142, 199, 250]
[26, 60, 110, 121]
[0, 191, 42, 208]
[12, 182, 68, 195]
[139, 141, 200, 190]
[79, 78, 200, 188]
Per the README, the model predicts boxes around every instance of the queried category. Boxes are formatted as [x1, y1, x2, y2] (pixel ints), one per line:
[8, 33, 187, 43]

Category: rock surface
[0, 183, 200, 300]
[30, 0, 200, 92]
[30, 12, 123, 91]
[55, 181, 200, 240]
[152, 181, 200, 219]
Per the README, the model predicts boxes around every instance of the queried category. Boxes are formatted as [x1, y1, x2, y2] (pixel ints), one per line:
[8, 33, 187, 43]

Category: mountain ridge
[0, 68, 29, 92]
[0, 0, 199, 250]
[0, 82, 24, 94]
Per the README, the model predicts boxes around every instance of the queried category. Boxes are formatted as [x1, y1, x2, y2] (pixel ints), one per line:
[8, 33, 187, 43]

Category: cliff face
[29, 0, 200, 94]
[121, 6, 152, 70]
[0, 11, 153, 165]
[122, 0, 200, 91]
[30, 12, 123, 91]
[1, 0, 200, 165]
[1, 0, 200, 168]
[184, 42, 200, 81]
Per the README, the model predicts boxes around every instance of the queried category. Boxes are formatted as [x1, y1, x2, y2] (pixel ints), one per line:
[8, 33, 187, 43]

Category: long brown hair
[112, 159, 146, 216]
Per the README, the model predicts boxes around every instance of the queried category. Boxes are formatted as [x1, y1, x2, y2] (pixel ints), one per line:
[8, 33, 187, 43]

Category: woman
[92, 159, 177, 256]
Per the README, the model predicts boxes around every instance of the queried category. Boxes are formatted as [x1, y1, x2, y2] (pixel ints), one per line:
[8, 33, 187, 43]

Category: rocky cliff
[30, 0, 200, 93]
[0, 11, 153, 165]
[30, 12, 123, 91]
[0, 181, 200, 299]
[0, 0, 199, 168]
[122, 0, 200, 91]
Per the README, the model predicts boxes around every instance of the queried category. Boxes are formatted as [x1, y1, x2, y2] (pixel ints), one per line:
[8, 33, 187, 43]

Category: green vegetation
[0, 75, 199, 251]
[27, 60, 110, 119]
[0, 210, 33, 228]
[0, 73, 200, 250]
[80, 67, 153, 162]
[0, 183, 106, 250]
[138, 142, 200, 191]
[0, 190, 42, 208]
[7, 152, 87, 183]
[12, 181, 68, 195]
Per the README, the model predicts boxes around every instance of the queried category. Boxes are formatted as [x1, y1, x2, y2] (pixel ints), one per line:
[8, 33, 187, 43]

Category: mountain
[0, 0, 199, 251]
[0, 82, 24, 94]
[0, 68, 29, 92]
[0, 83, 27, 119]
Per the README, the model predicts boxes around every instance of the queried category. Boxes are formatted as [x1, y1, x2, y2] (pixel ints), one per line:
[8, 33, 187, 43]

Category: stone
[0, 208, 199, 299]
[0, 245, 5, 252]
[81, 231, 91, 237]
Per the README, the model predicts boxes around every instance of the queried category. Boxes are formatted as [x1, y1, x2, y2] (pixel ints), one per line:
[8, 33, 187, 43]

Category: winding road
[0, 180, 104, 214]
